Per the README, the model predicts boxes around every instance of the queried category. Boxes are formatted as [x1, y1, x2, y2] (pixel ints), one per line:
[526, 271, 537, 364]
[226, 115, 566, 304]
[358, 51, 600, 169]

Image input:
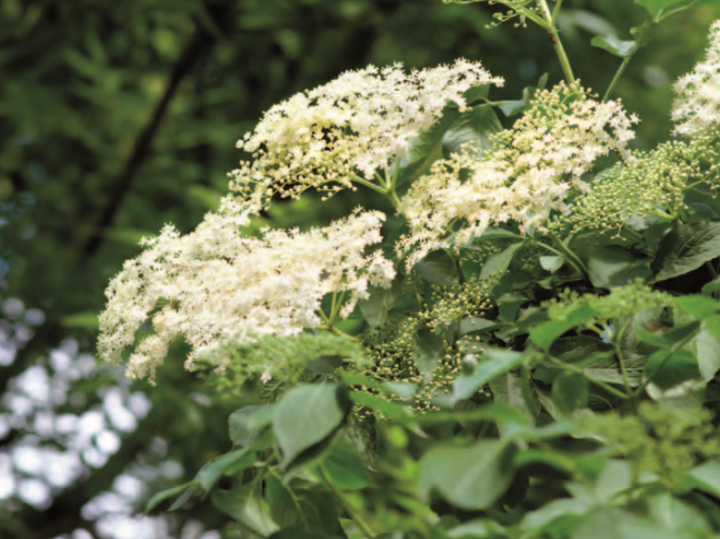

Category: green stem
[351, 174, 386, 195]
[537, 0, 577, 86]
[551, 0, 563, 25]
[547, 231, 589, 279]
[386, 189, 401, 208]
[546, 355, 629, 400]
[612, 322, 633, 395]
[706, 261, 719, 280]
[602, 54, 634, 102]
[319, 465, 375, 537]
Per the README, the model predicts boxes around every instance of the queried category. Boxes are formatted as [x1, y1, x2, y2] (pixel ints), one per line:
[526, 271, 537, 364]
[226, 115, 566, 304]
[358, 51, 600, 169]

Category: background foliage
[2, 0, 720, 537]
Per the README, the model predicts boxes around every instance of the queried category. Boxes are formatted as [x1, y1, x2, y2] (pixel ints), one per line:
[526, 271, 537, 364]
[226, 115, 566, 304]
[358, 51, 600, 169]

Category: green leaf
[520, 497, 592, 537]
[229, 405, 274, 447]
[459, 317, 497, 336]
[446, 519, 507, 538]
[489, 371, 539, 423]
[321, 437, 374, 490]
[634, 0, 715, 21]
[442, 104, 503, 159]
[677, 460, 720, 499]
[145, 480, 199, 514]
[673, 295, 720, 320]
[588, 245, 651, 289]
[274, 384, 350, 469]
[552, 373, 588, 415]
[395, 105, 462, 188]
[418, 440, 517, 510]
[591, 34, 636, 57]
[451, 349, 527, 404]
[349, 391, 414, 422]
[498, 73, 548, 117]
[540, 255, 564, 273]
[265, 477, 341, 533]
[571, 507, 677, 539]
[211, 484, 279, 536]
[306, 356, 345, 376]
[196, 447, 254, 490]
[414, 250, 459, 286]
[481, 242, 524, 280]
[594, 459, 633, 503]
[412, 327, 446, 384]
[647, 491, 712, 535]
[268, 530, 345, 539]
[359, 279, 401, 329]
[529, 305, 596, 351]
[651, 222, 720, 283]
[644, 347, 701, 390]
[691, 327, 720, 382]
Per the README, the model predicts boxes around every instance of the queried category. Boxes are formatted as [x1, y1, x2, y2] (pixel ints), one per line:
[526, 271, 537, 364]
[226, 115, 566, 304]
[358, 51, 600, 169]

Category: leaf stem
[319, 465, 375, 537]
[351, 174, 387, 195]
[547, 232, 589, 279]
[612, 322, 633, 394]
[602, 54, 634, 102]
[546, 354, 629, 400]
[551, 0, 564, 25]
[537, 0, 577, 87]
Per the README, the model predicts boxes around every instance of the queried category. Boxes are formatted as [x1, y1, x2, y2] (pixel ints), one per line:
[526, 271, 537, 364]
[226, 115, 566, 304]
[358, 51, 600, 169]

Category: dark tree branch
[82, 6, 228, 257]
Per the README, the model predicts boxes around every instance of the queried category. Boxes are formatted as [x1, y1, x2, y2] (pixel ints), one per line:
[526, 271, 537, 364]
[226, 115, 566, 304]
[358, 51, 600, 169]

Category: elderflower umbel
[97, 207, 394, 383]
[672, 21, 720, 137]
[398, 83, 638, 268]
[229, 60, 503, 205]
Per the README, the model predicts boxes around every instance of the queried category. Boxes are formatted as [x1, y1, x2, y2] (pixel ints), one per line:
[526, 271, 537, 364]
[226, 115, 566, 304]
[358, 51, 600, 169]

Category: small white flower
[672, 21, 720, 137]
[98, 207, 393, 382]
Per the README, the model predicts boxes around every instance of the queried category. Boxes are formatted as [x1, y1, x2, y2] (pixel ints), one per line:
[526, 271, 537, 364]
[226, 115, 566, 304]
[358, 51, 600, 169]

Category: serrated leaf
[591, 34, 636, 57]
[418, 440, 517, 510]
[274, 384, 350, 469]
[652, 222, 720, 283]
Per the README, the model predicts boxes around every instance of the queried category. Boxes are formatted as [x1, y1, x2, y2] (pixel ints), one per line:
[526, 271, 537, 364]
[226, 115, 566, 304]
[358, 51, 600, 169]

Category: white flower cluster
[398, 83, 638, 268]
[672, 21, 720, 138]
[97, 206, 394, 382]
[230, 60, 503, 205]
